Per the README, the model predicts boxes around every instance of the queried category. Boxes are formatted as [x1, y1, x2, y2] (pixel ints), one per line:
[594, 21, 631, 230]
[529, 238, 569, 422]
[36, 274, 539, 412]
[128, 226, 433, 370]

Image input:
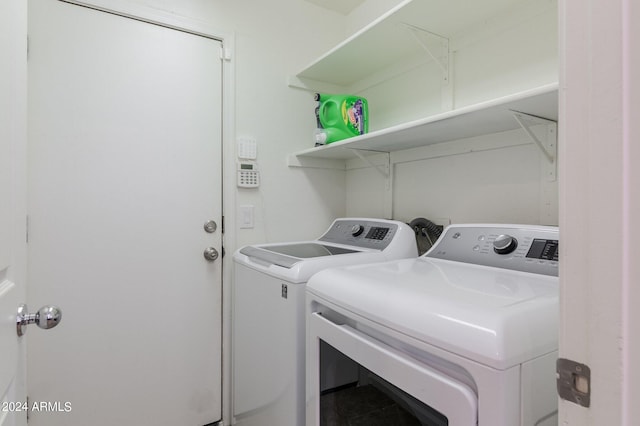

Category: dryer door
[307, 312, 478, 425]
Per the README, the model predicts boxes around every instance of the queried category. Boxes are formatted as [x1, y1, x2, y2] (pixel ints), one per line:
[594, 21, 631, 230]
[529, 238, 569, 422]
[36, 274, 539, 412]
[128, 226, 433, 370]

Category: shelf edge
[287, 154, 347, 170]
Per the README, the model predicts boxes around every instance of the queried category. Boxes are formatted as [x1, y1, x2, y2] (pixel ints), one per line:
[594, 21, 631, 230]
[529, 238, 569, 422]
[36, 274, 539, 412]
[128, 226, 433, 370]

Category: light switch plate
[238, 205, 254, 229]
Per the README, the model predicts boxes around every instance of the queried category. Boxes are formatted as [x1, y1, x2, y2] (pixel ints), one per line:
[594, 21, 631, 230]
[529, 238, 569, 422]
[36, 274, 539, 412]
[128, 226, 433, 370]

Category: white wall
[452, 0, 558, 109]
[345, 0, 404, 35]
[346, 127, 558, 226]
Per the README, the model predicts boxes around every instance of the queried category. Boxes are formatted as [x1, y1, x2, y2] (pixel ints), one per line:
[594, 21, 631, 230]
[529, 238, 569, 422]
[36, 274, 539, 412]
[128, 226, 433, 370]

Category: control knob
[493, 234, 518, 254]
[350, 224, 364, 237]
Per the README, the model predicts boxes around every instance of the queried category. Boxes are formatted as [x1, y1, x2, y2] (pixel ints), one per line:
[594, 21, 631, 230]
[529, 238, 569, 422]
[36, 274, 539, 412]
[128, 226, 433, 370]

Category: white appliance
[232, 218, 418, 426]
[306, 224, 559, 426]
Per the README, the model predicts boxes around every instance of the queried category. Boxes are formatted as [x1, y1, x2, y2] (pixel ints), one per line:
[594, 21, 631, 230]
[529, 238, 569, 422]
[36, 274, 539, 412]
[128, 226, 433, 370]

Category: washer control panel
[425, 224, 559, 276]
[319, 219, 398, 250]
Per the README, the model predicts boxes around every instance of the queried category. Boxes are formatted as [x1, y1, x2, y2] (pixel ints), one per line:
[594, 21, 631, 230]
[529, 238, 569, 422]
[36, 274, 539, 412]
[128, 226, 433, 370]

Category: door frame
[1, 0, 28, 425]
[559, 0, 640, 424]
[27, 0, 237, 423]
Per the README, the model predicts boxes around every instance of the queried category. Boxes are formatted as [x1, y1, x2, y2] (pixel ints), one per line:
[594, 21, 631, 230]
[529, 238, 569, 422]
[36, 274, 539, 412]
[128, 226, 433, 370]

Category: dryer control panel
[319, 219, 403, 251]
[425, 224, 559, 276]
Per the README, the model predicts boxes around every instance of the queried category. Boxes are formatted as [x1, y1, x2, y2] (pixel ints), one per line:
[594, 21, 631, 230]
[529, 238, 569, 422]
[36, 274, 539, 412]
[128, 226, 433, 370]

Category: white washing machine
[232, 218, 417, 426]
[306, 224, 559, 426]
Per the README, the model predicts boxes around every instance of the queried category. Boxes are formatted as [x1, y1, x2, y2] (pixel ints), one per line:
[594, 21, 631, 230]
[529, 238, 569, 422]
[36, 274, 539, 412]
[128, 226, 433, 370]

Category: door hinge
[26, 215, 29, 243]
[557, 358, 591, 407]
[26, 396, 29, 422]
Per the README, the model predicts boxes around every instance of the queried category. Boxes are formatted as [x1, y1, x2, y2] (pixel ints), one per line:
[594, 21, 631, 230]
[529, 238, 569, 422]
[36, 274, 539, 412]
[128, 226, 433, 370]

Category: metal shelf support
[348, 149, 390, 179]
[401, 23, 450, 84]
[511, 110, 557, 181]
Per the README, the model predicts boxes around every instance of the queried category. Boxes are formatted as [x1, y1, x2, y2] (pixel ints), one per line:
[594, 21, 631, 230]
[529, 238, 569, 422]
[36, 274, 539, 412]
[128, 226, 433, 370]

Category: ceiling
[304, 0, 366, 15]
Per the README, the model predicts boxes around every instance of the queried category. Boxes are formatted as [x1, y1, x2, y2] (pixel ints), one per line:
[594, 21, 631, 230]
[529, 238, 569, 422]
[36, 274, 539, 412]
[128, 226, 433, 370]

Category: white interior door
[0, 0, 28, 425]
[27, 1, 223, 425]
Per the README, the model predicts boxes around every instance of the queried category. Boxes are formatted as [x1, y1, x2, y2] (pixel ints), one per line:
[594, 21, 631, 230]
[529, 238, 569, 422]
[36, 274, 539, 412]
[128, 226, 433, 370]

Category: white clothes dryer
[306, 224, 559, 426]
[232, 218, 417, 426]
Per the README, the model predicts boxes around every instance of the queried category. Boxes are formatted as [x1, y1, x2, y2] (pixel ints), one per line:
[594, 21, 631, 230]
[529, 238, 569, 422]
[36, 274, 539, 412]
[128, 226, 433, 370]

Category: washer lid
[306, 257, 559, 370]
[240, 243, 360, 268]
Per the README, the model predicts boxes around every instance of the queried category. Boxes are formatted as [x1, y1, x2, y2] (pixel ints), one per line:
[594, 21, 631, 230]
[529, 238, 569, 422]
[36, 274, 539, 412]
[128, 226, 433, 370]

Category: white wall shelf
[288, 83, 558, 163]
[288, 0, 558, 171]
[290, 0, 531, 91]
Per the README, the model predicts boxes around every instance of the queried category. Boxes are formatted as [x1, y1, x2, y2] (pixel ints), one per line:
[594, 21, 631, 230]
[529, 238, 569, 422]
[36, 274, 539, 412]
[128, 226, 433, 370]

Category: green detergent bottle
[314, 93, 368, 145]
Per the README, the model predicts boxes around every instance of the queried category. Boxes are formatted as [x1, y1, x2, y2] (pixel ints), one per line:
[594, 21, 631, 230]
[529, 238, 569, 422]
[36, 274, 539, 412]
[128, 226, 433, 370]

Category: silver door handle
[204, 247, 219, 262]
[17, 304, 62, 337]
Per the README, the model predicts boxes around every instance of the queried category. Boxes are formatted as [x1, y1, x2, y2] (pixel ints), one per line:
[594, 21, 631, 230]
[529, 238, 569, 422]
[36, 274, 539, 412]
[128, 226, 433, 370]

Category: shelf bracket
[401, 23, 450, 84]
[348, 149, 390, 179]
[511, 110, 557, 181]
[511, 111, 555, 163]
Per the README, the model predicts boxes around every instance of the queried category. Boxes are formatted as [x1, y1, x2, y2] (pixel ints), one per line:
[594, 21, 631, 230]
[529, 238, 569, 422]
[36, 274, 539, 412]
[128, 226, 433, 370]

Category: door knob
[204, 220, 217, 233]
[204, 247, 219, 262]
[17, 304, 62, 337]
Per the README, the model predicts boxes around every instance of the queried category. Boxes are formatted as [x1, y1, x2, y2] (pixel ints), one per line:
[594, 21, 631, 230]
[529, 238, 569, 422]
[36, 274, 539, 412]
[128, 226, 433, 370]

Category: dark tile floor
[320, 384, 422, 426]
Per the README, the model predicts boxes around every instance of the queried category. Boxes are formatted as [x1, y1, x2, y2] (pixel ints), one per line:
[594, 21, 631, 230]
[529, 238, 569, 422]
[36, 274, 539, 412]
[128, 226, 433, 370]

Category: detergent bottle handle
[319, 99, 340, 127]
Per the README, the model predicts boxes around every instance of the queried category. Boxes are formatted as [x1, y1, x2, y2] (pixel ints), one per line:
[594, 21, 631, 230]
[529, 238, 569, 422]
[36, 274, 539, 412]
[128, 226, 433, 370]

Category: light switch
[239, 205, 254, 229]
